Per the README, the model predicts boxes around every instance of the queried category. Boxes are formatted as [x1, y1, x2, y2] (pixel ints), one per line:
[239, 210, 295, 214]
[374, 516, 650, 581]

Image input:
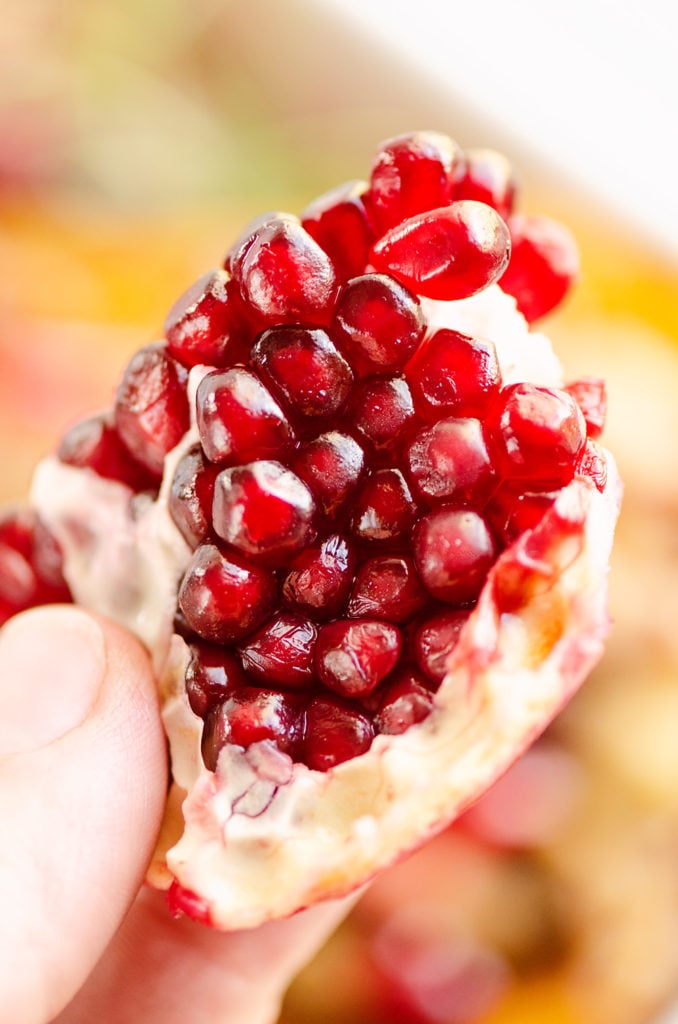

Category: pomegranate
[9, 131, 620, 930]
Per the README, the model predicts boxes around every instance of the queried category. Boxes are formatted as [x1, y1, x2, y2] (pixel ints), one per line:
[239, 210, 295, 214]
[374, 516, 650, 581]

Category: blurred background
[1, 1, 678, 1021]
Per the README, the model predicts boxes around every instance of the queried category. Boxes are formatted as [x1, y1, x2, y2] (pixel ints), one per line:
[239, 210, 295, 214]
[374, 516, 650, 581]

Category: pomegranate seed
[412, 606, 472, 685]
[114, 343, 190, 480]
[489, 383, 587, 487]
[196, 366, 294, 465]
[405, 329, 502, 420]
[0, 510, 71, 624]
[405, 417, 495, 507]
[564, 377, 607, 438]
[168, 444, 220, 549]
[282, 534, 356, 620]
[237, 611, 318, 689]
[348, 556, 427, 623]
[302, 695, 374, 771]
[486, 483, 558, 543]
[301, 180, 373, 281]
[577, 439, 608, 493]
[178, 543, 276, 644]
[374, 667, 435, 735]
[370, 200, 511, 301]
[231, 214, 337, 326]
[58, 414, 157, 492]
[365, 131, 461, 232]
[351, 376, 416, 457]
[164, 269, 249, 368]
[500, 213, 579, 322]
[315, 619, 402, 698]
[352, 468, 419, 545]
[251, 326, 353, 420]
[212, 461, 315, 566]
[293, 431, 365, 518]
[452, 148, 517, 220]
[413, 508, 497, 605]
[331, 273, 425, 374]
[185, 642, 249, 718]
[202, 688, 304, 769]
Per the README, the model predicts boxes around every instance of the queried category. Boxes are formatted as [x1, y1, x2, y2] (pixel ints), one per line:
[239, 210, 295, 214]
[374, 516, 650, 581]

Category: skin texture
[0, 606, 350, 1024]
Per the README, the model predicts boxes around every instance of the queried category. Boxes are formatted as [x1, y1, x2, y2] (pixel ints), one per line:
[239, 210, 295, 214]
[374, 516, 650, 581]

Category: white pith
[30, 284, 621, 930]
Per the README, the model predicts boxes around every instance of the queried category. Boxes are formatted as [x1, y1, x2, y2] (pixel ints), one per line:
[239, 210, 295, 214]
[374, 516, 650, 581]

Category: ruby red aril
[365, 131, 461, 233]
[316, 618, 402, 698]
[201, 688, 305, 770]
[351, 376, 416, 457]
[500, 213, 580, 322]
[292, 431, 365, 517]
[58, 414, 157, 493]
[411, 607, 472, 685]
[164, 269, 249, 368]
[577, 439, 608, 493]
[185, 643, 249, 718]
[0, 510, 71, 625]
[374, 667, 435, 735]
[348, 555, 428, 623]
[301, 180, 373, 281]
[405, 329, 502, 420]
[413, 508, 497, 605]
[564, 377, 607, 439]
[169, 445, 220, 549]
[486, 483, 559, 544]
[251, 325, 353, 420]
[370, 200, 511, 301]
[352, 468, 419, 545]
[331, 273, 425, 374]
[237, 611, 318, 689]
[452, 147, 517, 220]
[282, 534, 356, 620]
[302, 695, 374, 770]
[405, 417, 495, 506]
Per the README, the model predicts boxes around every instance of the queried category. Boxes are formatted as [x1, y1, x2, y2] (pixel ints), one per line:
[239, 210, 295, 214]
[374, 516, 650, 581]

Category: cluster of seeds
[49, 131, 604, 772]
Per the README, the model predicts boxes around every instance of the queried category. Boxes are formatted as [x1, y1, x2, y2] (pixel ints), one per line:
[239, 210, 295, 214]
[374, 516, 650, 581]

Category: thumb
[0, 606, 168, 1024]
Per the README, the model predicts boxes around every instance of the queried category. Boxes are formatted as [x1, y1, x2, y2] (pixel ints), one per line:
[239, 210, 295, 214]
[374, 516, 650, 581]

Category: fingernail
[0, 607, 105, 756]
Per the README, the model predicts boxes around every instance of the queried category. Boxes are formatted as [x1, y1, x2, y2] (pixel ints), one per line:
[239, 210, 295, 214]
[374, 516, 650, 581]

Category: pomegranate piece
[315, 618, 402, 698]
[282, 533, 356, 620]
[114, 343, 190, 480]
[413, 508, 497, 605]
[348, 555, 428, 624]
[196, 366, 294, 465]
[500, 212, 579, 322]
[231, 214, 337, 326]
[365, 130, 461, 232]
[251, 325, 353, 420]
[212, 461, 315, 566]
[301, 180, 373, 281]
[352, 468, 419, 545]
[412, 607, 472, 685]
[164, 269, 249, 368]
[370, 201, 511, 301]
[374, 667, 435, 735]
[331, 273, 425, 374]
[168, 445, 220, 549]
[452, 147, 517, 220]
[201, 688, 304, 769]
[405, 329, 502, 420]
[58, 413, 157, 492]
[405, 417, 495, 507]
[293, 431, 365, 518]
[302, 695, 375, 771]
[178, 543, 276, 644]
[565, 376, 607, 438]
[489, 383, 587, 487]
[185, 643, 249, 718]
[237, 611, 318, 689]
[351, 376, 416, 457]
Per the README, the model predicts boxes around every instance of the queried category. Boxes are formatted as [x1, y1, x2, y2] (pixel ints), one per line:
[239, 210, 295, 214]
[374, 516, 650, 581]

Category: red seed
[405, 329, 502, 419]
[164, 269, 249, 368]
[370, 201, 511, 301]
[315, 618, 402, 698]
[196, 366, 294, 465]
[412, 606, 472, 685]
[564, 377, 607, 438]
[374, 667, 435, 735]
[351, 376, 416, 457]
[486, 483, 558, 544]
[365, 131, 461, 233]
[58, 413, 157, 492]
[413, 508, 497, 605]
[452, 148, 517, 220]
[405, 417, 495, 507]
[251, 325, 353, 419]
[168, 444, 220, 549]
[237, 611, 318, 689]
[489, 383, 587, 488]
[576, 439, 608, 493]
[185, 642, 249, 718]
[232, 214, 337, 326]
[114, 343, 190, 480]
[331, 273, 425, 375]
[352, 469, 419, 545]
[301, 180, 373, 281]
[178, 543, 276, 645]
[282, 534, 356, 620]
[212, 461, 315, 566]
[500, 213, 579, 322]
[302, 695, 374, 771]
[0, 510, 71, 625]
[202, 688, 304, 769]
[348, 555, 427, 623]
[293, 431, 365, 518]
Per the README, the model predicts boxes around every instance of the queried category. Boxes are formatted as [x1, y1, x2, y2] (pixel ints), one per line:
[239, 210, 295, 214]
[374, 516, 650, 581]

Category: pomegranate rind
[160, 458, 619, 929]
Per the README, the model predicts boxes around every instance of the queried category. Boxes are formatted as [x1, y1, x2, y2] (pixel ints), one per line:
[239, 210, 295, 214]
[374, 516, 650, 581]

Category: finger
[0, 606, 168, 1024]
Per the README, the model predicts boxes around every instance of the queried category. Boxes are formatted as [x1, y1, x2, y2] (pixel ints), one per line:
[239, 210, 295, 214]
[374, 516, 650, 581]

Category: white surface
[316, 0, 678, 259]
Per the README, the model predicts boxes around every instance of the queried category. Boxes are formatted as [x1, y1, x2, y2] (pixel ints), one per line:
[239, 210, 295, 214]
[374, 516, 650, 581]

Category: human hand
[0, 606, 350, 1024]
